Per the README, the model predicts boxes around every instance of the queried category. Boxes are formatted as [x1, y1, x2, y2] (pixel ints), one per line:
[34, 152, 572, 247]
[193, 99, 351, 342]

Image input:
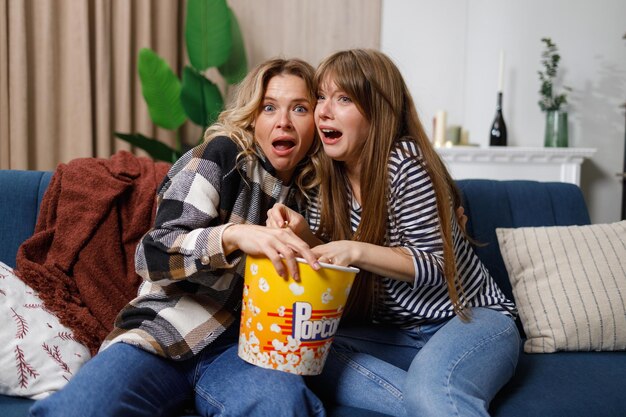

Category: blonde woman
[268, 49, 520, 417]
[31, 58, 325, 417]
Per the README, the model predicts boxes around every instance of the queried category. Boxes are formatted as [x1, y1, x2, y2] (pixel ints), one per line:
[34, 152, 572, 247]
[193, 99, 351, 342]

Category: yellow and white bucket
[238, 255, 358, 375]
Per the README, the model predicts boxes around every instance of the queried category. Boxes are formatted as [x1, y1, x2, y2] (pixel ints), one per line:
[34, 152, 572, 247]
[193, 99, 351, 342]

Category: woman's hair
[204, 58, 322, 200]
[314, 49, 468, 322]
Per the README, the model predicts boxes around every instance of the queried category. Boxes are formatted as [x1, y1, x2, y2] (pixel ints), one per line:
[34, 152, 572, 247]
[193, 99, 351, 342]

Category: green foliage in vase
[115, 0, 248, 162]
[538, 37, 571, 112]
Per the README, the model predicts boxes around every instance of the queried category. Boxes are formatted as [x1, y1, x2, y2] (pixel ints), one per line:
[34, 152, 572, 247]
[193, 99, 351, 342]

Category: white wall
[381, 0, 626, 223]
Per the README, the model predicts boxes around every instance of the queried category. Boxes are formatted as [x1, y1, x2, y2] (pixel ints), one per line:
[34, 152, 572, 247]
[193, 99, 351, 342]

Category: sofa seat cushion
[0, 394, 393, 417]
[491, 350, 626, 417]
[0, 394, 34, 417]
[9, 352, 624, 417]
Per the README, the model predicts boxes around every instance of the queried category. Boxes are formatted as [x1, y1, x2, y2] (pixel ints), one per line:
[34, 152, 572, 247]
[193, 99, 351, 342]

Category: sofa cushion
[496, 221, 626, 353]
[0, 262, 91, 399]
[490, 350, 626, 417]
[0, 394, 34, 417]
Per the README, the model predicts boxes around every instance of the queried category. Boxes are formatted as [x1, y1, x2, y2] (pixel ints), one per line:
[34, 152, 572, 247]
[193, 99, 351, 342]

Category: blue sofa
[1, 169, 625, 417]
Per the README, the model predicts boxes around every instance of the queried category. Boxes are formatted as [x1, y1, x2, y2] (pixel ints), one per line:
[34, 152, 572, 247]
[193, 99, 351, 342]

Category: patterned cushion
[0, 262, 91, 399]
[496, 221, 626, 353]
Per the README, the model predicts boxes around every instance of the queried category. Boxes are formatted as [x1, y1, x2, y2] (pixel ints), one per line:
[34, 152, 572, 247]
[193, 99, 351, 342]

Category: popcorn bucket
[238, 255, 358, 375]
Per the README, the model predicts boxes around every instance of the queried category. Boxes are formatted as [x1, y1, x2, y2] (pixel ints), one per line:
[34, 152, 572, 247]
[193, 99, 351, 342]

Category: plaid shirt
[101, 136, 299, 360]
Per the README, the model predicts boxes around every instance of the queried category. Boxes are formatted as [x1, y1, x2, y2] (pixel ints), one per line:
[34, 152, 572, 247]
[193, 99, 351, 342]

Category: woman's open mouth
[272, 137, 296, 155]
[320, 128, 342, 143]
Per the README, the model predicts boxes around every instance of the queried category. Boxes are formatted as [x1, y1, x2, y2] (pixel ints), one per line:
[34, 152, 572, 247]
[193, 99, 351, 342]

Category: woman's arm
[136, 141, 320, 286]
[312, 240, 416, 282]
[316, 144, 452, 287]
[311, 205, 466, 283]
[268, 202, 415, 282]
[135, 148, 236, 285]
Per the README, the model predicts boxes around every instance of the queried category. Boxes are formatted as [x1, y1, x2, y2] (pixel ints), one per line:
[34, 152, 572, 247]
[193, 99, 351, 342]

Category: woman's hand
[222, 224, 320, 281]
[266, 204, 307, 233]
[456, 206, 468, 232]
[266, 203, 323, 248]
[311, 241, 359, 267]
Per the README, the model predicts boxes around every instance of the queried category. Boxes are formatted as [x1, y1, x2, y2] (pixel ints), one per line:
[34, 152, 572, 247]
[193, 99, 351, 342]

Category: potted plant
[115, 0, 248, 162]
[538, 37, 571, 147]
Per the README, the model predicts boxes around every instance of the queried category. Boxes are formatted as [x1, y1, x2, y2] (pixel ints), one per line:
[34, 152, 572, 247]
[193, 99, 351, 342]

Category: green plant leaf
[186, 0, 231, 71]
[181, 66, 224, 128]
[137, 48, 187, 130]
[114, 132, 181, 162]
[218, 7, 248, 84]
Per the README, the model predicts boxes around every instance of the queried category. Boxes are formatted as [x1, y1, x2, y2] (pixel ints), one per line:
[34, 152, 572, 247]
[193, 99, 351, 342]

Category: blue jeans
[307, 307, 520, 417]
[30, 324, 325, 417]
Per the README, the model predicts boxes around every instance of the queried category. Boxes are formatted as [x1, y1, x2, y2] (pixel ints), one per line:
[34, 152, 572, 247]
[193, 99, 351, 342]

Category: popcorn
[286, 335, 300, 352]
[286, 352, 300, 365]
[270, 324, 281, 333]
[248, 332, 259, 345]
[259, 277, 270, 292]
[272, 339, 284, 351]
[289, 282, 305, 296]
[321, 288, 333, 304]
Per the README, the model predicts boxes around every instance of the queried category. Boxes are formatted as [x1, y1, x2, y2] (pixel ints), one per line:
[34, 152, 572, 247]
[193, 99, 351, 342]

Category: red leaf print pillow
[0, 262, 91, 399]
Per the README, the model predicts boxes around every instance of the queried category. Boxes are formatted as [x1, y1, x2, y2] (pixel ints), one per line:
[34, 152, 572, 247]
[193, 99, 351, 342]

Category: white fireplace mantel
[435, 146, 596, 186]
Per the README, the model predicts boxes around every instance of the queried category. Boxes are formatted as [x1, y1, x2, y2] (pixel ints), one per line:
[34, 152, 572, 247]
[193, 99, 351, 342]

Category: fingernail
[313, 262, 321, 270]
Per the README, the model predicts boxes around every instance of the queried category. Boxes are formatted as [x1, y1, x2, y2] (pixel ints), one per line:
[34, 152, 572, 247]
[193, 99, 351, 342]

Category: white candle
[498, 50, 504, 92]
[434, 110, 446, 147]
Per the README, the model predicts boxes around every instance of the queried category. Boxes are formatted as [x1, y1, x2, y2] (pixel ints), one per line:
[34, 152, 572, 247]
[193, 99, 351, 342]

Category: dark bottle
[489, 92, 507, 146]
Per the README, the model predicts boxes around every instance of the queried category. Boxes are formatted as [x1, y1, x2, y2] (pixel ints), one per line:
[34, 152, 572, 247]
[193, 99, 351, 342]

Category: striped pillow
[496, 221, 626, 353]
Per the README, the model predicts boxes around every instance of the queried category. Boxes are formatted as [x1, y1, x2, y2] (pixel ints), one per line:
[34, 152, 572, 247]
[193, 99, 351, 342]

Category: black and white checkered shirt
[102, 136, 299, 360]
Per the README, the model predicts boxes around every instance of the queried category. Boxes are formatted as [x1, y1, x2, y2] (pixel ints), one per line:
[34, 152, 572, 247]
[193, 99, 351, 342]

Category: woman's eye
[338, 96, 352, 103]
[316, 94, 326, 101]
[262, 104, 275, 112]
[293, 105, 308, 113]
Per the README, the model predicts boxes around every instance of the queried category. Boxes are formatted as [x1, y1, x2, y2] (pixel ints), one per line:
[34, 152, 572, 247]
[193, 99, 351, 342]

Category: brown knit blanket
[16, 151, 170, 356]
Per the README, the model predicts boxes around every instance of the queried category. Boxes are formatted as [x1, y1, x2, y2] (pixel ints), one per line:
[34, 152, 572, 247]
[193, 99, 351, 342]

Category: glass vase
[544, 110, 568, 147]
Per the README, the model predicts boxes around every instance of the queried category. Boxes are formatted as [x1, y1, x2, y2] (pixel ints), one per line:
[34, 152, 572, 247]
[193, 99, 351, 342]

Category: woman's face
[315, 77, 370, 169]
[254, 74, 315, 183]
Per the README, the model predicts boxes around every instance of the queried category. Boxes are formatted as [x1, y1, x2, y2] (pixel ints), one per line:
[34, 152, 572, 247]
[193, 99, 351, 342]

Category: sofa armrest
[0, 170, 53, 267]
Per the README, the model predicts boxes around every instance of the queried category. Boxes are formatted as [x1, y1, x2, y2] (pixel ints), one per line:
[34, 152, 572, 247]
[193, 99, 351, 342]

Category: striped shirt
[101, 136, 299, 360]
[307, 138, 516, 327]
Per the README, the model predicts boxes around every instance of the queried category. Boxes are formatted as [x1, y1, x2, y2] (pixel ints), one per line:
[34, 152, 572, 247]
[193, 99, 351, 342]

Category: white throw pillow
[496, 221, 626, 353]
[0, 261, 91, 399]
